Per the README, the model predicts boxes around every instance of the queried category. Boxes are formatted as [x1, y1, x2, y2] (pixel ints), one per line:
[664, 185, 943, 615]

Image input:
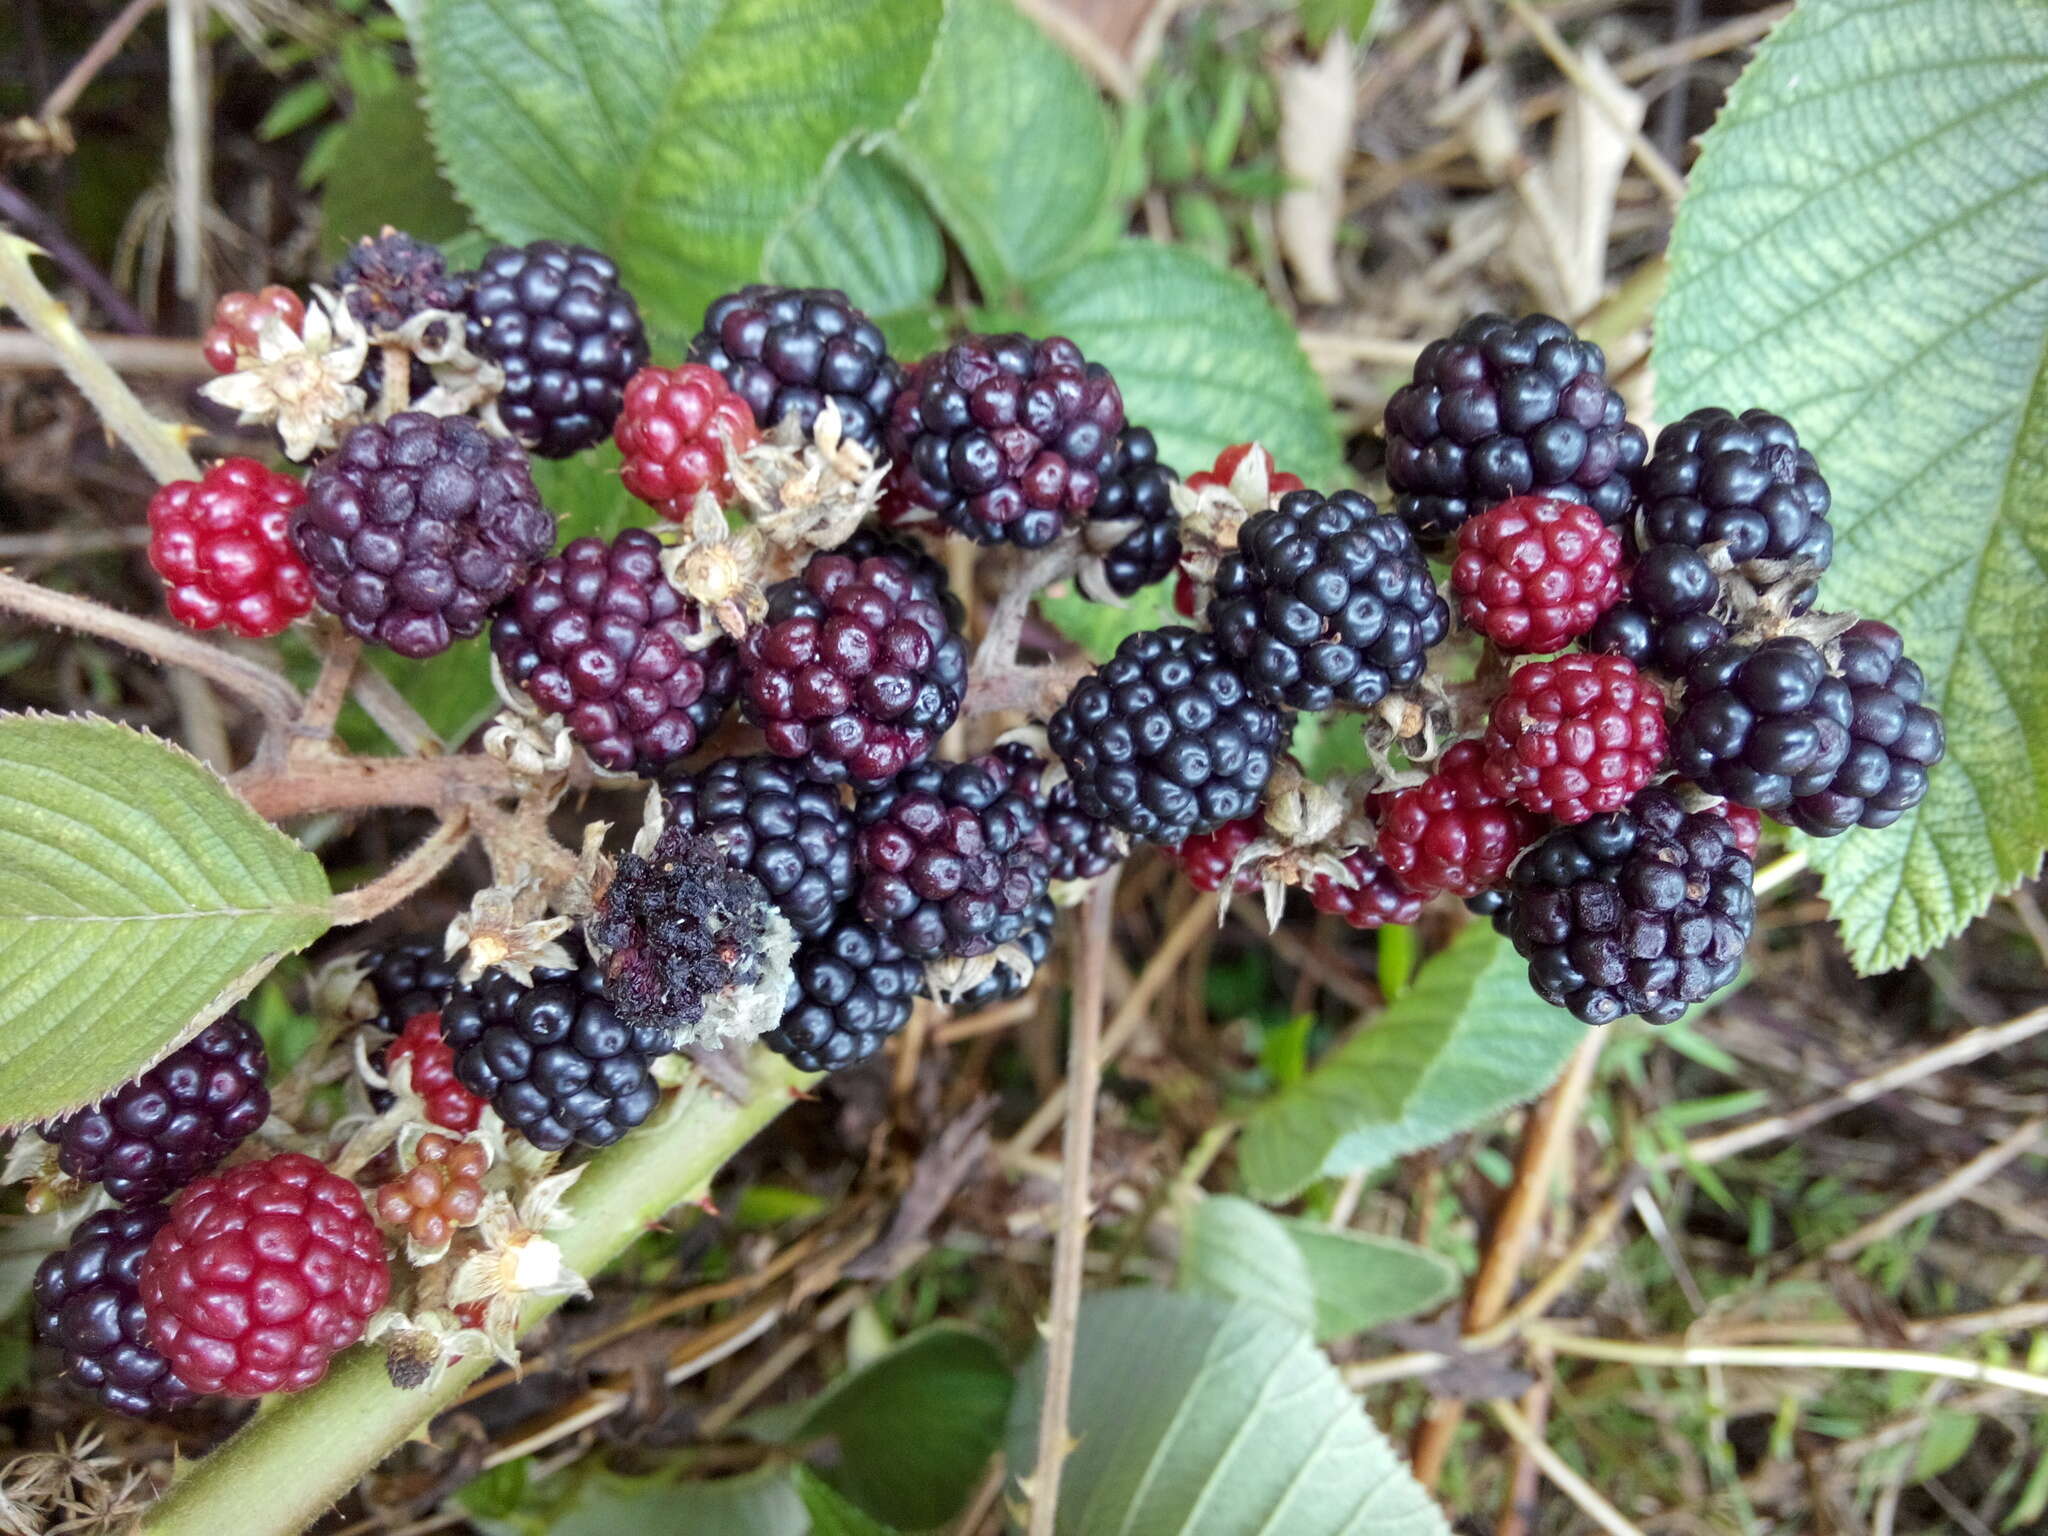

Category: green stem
[139, 1047, 815, 1536]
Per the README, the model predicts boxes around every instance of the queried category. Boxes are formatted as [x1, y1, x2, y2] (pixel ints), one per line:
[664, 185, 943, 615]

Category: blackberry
[590, 825, 771, 1035]
[467, 240, 648, 457]
[854, 755, 1051, 959]
[1085, 427, 1182, 596]
[332, 229, 469, 335]
[1384, 312, 1646, 547]
[34, 1205, 193, 1416]
[1782, 621, 1945, 835]
[1503, 786, 1755, 1024]
[739, 544, 968, 788]
[987, 742, 1123, 884]
[1450, 495, 1623, 654]
[1633, 407, 1832, 578]
[1589, 543, 1730, 676]
[295, 412, 555, 659]
[1049, 626, 1290, 845]
[1306, 847, 1427, 931]
[884, 333, 1123, 548]
[952, 896, 1056, 1011]
[1374, 740, 1542, 898]
[1209, 489, 1449, 712]
[765, 915, 923, 1071]
[146, 457, 313, 640]
[1480, 653, 1667, 824]
[41, 1013, 269, 1207]
[491, 528, 738, 773]
[359, 937, 460, 1034]
[441, 942, 668, 1151]
[836, 526, 966, 628]
[1170, 815, 1264, 895]
[688, 284, 901, 452]
[660, 755, 856, 938]
[1670, 636, 1853, 813]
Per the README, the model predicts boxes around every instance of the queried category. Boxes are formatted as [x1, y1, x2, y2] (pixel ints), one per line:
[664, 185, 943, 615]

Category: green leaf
[1180, 1195, 1459, 1340]
[794, 1471, 901, 1536]
[879, 0, 1115, 299]
[364, 635, 497, 748]
[259, 77, 334, 142]
[1037, 578, 1180, 663]
[1006, 1289, 1451, 1534]
[1913, 1409, 1981, 1482]
[765, 152, 945, 321]
[1029, 240, 1343, 488]
[413, 0, 945, 343]
[1654, 0, 2048, 971]
[472, 1465, 806, 1536]
[534, 447, 641, 545]
[1239, 923, 1584, 1201]
[457, 1459, 531, 1521]
[318, 82, 469, 258]
[0, 716, 332, 1129]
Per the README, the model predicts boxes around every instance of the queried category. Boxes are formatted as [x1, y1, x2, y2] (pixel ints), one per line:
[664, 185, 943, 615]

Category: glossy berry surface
[385, 1011, 485, 1134]
[1782, 621, 1945, 835]
[661, 755, 855, 938]
[952, 896, 1057, 1011]
[332, 229, 469, 334]
[986, 743, 1124, 884]
[1374, 741, 1543, 898]
[34, 1205, 193, 1416]
[1587, 543, 1729, 676]
[359, 938, 460, 1034]
[1170, 815, 1265, 895]
[1634, 407, 1832, 573]
[1086, 427, 1182, 596]
[43, 1012, 269, 1207]
[616, 363, 762, 515]
[766, 915, 923, 1071]
[1307, 846, 1427, 931]
[202, 285, 304, 373]
[1451, 495, 1622, 653]
[1481, 654, 1667, 824]
[492, 527, 737, 773]
[374, 1132, 488, 1250]
[148, 458, 314, 639]
[140, 1152, 390, 1397]
[689, 284, 900, 452]
[1670, 636, 1854, 813]
[590, 824, 769, 1033]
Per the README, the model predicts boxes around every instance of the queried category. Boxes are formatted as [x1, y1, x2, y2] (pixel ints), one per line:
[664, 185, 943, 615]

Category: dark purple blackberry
[1503, 786, 1754, 1025]
[1209, 488, 1449, 713]
[1384, 312, 1646, 547]
[1047, 626, 1291, 845]
[1085, 427, 1181, 596]
[440, 941, 667, 1151]
[1633, 408, 1832, 584]
[332, 229, 470, 334]
[1464, 889, 1508, 919]
[1782, 621, 1944, 835]
[467, 240, 648, 457]
[854, 755, 1050, 959]
[987, 741, 1123, 883]
[1671, 635, 1853, 813]
[739, 545, 969, 788]
[884, 333, 1124, 548]
[41, 1013, 268, 1207]
[295, 412, 555, 659]
[950, 895, 1055, 1011]
[590, 824, 771, 1035]
[33, 1205, 192, 1416]
[765, 915, 922, 1072]
[688, 285, 901, 453]
[1589, 543, 1730, 676]
[660, 755, 855, 938]
[359, 936, 460, 1034]
[836, 525, 966, 628]
[491, 528, 738, 773]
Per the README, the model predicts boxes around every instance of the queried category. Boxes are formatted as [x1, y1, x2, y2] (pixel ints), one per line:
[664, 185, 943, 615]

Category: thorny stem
[292, 627, 363, 756]
[963, 539, 1090, 722]
[232, 753, 596, 822]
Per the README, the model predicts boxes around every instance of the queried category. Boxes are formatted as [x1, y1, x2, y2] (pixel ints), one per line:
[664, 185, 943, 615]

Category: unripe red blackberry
[885, 333, 1123, 547]
[1450, 495, 1622, 653]
[295, 412, 556, 659]
[1481, 654, 1667, 824]
[34, 1205, 193, 1416]
[766, 914, 923, 1071]
[385, 1011, 485, 1134]
[1170, 815, 1264, 895]
[1781, 621, 1944, 835]
[1306, 847, 1426, 930]
[590, 824, 771, 1035]
[1702, 798, 1763, 859]
[661, 755, 856, 938]
[147, 457, 315, 639]
[615, 363, 762, 515]
[202, 285, 304, 373]
[491, 527, 738, 773]
[689, 284, 901, 452]
[1374, 741, 1542, 898]
[374, 1132, 488, 1250]
[1669, 636, 1852, 814]
[1184, 442, 1307, 500]
[41, 1012, 269, 1207]
[332, 228, 470, 334]
[1086, 427, 1182, 596]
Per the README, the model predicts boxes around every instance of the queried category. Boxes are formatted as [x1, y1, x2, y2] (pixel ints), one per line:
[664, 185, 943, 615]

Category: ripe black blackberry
[1047, 626, 1290, 845]
[688, 284, 901, 452]
[765, 915, 923, 1072]
[836, 525, 966, 628]
[1588, 543, 1730, 676]
[987, 742, 1123, 883]
[41, 1012, 269, 1206]
[332, 229, 470, 335]
[952, 896, 1055, 1011]
[34, 1205, 193, 1416]
[467, 240, 648, 457]
[855, 755, 1051, 958]
[1084, 427, 1182, 596]
[590, 824, 771, 1034]
[1384, 312, 1646, 547]
[1671, 635, 1853, 813]
[661, 755, 855, 939]
[1783, 621, 1945, 835]
[884, 333, 1123, 548]
[1633, 407, 1833, 582]
[359, 936, 461, 1033]
[1504, 786, 1755, 1025]
[294, 412, 555, 659]
[440, 942, 667, 1151]
[1208, 489, 1449, 712]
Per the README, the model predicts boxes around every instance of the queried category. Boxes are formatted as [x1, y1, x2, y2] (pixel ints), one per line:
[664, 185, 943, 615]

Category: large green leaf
[470, 1464, 805, 1536]
[1029, 240, 1344, 488]
[413, 0, 945, 343]
[880, 0, 1116, 299]
[0, 716, 331, 1128]
[318, 81, 468, 262]
[1239, 923, 1584, 1201]
[1179, 1195, 1459, 1341]
[794, 1471, 902, 1536]
[1006, 1289, 1450, 1534]
[1655, 0, 2048, 971]
[764, 151, 945, 322]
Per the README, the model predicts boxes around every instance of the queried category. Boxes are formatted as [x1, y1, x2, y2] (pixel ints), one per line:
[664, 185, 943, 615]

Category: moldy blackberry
[590, 824, 770, 1035]
[1781, 621, 1945, 835]
[1670, 636, 1852, 813]
[660, 755, 856, 939]
[332, 228, 469, 334]
[1084, 427, 1182, 596]
[765, 915, 923, 1072]
[34, 1205, 193, 1417]
[689, 284, 901, 452]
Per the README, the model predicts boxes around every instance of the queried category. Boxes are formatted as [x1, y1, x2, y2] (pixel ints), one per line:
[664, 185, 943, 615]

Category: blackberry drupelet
[1503, 786, 1755, 1024]
[295, 412, 555, 659]
[41, 1012, 269, 1207]
[1373, 740, 1542, 898]
[590, 825, 770, 1035]
[986, 742, 1123, 884]
[765, 915, 923, 1071]
[1049, 626, 1290, 845]
[332, 229, 469, 334]
[1384, 312, 1646, 547]
[1085, 427, 1182, 596]
[467, 240, 648, 457]
[34, 1205, 193, 1416]
[1669, 636, 1852, 813]
[884, 333, 1124, 548]
[1208, 489, 1449, 712]
[1781, 621, 1945, 835]
[1588, 543, 1729, 676]
[1633, 407, 1832, 577]
[951, 896, 1056, 1011]
[688, 285, 901, 452]
[660, 755, 855, 938]
[359, 936, 461, 1034]
[491, 527, 738, 773]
